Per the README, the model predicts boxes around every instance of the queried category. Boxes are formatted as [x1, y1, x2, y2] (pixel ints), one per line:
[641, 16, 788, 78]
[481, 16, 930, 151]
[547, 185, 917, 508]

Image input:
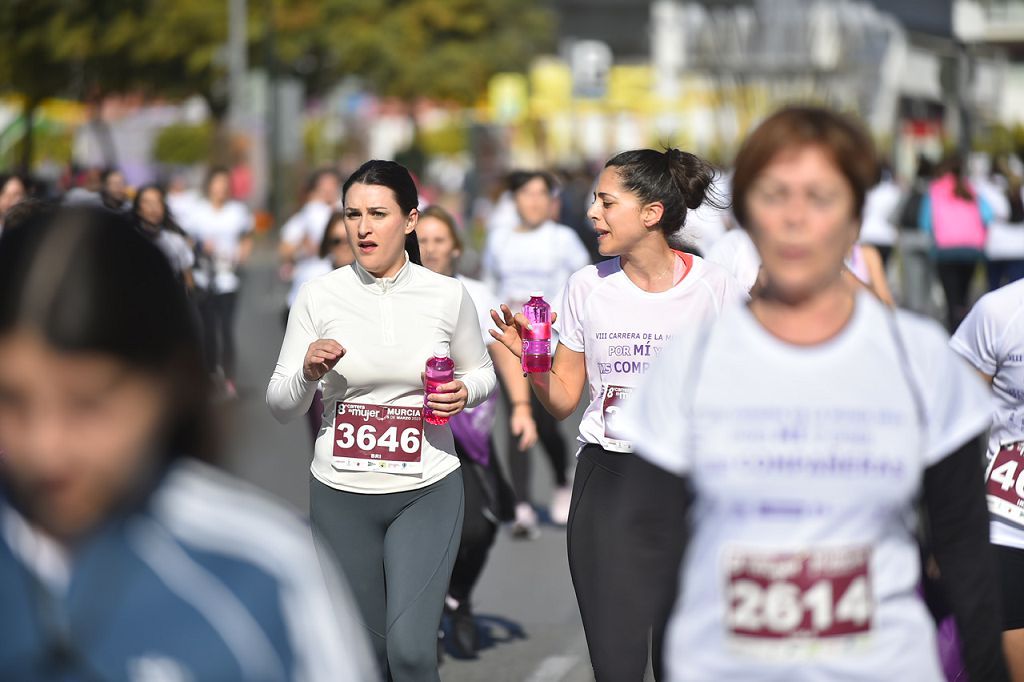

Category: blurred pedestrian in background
[188, 167, 253, 399]
[417, 205, 529, 658]
[482, 170, 590, 536]
[100, 168, 130, 211]
[132, 183, 196, 292]
[919, 154, 992, 331]
[0, 205, 375, 681]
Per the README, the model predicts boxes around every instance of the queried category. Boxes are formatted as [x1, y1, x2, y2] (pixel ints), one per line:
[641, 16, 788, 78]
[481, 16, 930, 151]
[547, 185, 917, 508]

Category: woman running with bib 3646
[622, 106, 1008, 681]
[267, 160, 495, 681]
[491, 148, 747, 680]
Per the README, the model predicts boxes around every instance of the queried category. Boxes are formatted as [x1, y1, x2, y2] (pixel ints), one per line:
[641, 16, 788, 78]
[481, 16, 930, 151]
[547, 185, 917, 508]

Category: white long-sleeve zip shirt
[267, 257, 496, 494]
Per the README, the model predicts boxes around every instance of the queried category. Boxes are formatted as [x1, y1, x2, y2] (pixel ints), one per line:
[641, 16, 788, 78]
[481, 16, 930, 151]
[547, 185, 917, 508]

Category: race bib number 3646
[332, 402, 423, 474]
[724, 546, 873, 659]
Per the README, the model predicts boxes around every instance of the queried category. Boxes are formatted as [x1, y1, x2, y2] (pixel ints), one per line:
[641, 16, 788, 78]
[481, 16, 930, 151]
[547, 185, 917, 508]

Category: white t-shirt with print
[482, 220, 590, 307]
[187, 200, 253, 294]
[951, 278, 1024, 550]
[622, 292, 992, 682]
[704, 228, 761, 293]
[555, 253, 747, 453]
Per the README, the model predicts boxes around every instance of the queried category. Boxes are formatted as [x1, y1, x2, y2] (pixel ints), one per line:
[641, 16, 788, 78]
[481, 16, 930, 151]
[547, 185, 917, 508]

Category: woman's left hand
[425, 379, 469, 418]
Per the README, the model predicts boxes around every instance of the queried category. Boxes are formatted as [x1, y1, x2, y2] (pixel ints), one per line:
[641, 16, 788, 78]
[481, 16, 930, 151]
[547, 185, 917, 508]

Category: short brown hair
[418, 205, 463, 251]
[731, 106, 879, 228]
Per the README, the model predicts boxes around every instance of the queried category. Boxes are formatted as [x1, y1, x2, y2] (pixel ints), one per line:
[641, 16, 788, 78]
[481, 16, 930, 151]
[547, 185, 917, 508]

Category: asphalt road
[218, 238, 609, 681]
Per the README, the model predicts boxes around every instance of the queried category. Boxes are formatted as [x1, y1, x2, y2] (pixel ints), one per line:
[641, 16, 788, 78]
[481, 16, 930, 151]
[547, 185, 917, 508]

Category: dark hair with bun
[605, 148, 724, 237]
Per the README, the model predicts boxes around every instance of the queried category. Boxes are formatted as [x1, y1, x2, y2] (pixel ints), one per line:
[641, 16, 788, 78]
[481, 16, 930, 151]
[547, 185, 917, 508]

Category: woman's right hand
[303, 339, 345, 382]
[489, 304, 557, 360]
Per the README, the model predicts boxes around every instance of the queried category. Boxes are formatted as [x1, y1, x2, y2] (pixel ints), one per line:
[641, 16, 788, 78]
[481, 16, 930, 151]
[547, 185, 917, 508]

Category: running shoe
[549, 485, 572, 526]
[511, 502, 540, 540]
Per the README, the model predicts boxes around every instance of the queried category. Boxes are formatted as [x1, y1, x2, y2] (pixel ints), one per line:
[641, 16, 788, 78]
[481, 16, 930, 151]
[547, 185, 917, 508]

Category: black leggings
[936, 260, 978, 332]
[509, 392, 568, 502]
[199, 291, 239, 380]
[449, 438, 514, 605]
[567, 445, 689, 681]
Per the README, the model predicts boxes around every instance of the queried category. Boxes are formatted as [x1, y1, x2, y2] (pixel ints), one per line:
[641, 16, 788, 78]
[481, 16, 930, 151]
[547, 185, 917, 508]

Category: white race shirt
[187, 200, 253, 293]
[266, 258, 496, 494]
[556, 253, 747, 453]
[951, 278, 1024, 549]
[457, 275, 500, 349]
[705, 228, 761, 293]
[153, 230, 195, 276]
[623, 292, 992, 681]
[482, 221, 590, 307]
[282, 200, 335, 307]
[859, 180, 903, 247]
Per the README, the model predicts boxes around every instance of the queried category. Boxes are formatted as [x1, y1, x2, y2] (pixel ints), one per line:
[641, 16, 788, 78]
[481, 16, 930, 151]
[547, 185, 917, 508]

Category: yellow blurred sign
[530, 59, 572, 118]
[488, 73, 529, 125]
[606, 65, 654, 113]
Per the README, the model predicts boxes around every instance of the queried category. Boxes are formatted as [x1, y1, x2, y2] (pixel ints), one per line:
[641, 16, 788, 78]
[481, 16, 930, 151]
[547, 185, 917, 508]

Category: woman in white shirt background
[188, 167, 253, 398]
[622, 106, 1007, 681]
[416, 205, 535, 658]
[267, 160, 495, 681]
[482, 171, 591, 535]
[490, 147, 746, 680]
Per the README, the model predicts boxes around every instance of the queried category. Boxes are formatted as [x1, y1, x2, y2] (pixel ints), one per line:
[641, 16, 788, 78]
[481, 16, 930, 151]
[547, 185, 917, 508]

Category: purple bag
[937, 614, 968, 681]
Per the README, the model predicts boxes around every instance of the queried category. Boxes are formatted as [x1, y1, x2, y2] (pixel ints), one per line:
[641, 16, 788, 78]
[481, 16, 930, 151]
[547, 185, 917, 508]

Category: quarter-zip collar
[354, 253, 413, 295]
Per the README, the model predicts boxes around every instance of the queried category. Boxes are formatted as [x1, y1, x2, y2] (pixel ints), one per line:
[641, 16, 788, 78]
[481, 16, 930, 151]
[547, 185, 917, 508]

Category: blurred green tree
[316, 0, 554, 105]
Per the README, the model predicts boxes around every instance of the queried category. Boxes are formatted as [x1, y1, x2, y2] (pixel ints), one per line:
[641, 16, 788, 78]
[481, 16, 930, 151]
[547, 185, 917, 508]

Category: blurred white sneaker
[550, 486, 571, 526]
[512, 502, 540, 540]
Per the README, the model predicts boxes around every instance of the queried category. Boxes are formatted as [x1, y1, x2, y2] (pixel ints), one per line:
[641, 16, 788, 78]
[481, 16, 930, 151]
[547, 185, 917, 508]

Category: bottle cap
[530, 290, 544, 298]
[433, 342, 450, 358]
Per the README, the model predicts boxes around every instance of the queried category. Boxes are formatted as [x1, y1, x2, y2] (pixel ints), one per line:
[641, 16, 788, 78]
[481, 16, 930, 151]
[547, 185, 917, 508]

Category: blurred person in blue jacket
[0, 205, 376, 682]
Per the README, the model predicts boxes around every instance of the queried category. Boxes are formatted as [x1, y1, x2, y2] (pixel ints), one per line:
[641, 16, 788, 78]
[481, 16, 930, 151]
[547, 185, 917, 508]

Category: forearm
[925, 436, 1010, 682]
[528, 368, 578, 421]
[266, 368, 317, 423]
[491, 344, 530, 407]
[458, 361, 496, 409]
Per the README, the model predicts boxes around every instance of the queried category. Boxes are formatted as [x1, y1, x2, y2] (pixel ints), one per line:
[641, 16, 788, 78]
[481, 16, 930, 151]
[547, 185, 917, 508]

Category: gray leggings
[310, 471, 464, 682]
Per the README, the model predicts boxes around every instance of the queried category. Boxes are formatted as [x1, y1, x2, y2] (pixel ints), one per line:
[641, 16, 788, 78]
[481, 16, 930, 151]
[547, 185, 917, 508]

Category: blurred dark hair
[318, 210, 347, 259]
[306, 167, 341, 196]
[203, 166, 231, 198]
[0, 205, 212, 461]
[418, 205, 463, 252]
[342, 160, 419, 215]
[936, 154, 974, 202]
[343, 160, 421, 265]
[605, 148, 724, 238]
[508, 170, 557, 194]
[732, 106, 878, 228]
[100, 168, 123, 186]
[132, 184, 187, 237]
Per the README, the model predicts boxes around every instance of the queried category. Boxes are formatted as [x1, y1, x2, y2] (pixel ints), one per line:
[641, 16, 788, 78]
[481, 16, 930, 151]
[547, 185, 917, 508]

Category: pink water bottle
[424, 342, 455, 425]
[521, 291, 552, 373]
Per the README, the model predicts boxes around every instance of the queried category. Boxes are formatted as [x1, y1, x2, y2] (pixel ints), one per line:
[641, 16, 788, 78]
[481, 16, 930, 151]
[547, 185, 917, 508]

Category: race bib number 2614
[725, 546, 873, 659]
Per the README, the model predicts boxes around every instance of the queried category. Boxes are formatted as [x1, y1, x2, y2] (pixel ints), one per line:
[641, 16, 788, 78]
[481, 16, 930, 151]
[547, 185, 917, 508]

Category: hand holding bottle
[489, 304, 558, 360]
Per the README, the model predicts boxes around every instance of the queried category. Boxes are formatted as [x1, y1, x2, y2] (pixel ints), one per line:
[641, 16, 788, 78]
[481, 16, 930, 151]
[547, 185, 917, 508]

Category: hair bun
[665, 148, 717, 210]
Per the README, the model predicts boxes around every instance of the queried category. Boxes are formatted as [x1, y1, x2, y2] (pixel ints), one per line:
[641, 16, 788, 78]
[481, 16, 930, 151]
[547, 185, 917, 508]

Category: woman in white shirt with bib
[491, 148, 746, 680]
[952, 278, 1024, 681]
[623, 107, 1007, 681]
[267, 160, 495, 681]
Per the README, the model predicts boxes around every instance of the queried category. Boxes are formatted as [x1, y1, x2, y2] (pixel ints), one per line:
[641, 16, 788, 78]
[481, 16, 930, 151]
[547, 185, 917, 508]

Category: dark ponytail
[605, 148, 725, 237]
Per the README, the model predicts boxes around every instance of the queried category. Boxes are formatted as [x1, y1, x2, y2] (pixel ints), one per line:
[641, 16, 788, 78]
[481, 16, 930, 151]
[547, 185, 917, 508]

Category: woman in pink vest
[919, 155, 993, 330]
